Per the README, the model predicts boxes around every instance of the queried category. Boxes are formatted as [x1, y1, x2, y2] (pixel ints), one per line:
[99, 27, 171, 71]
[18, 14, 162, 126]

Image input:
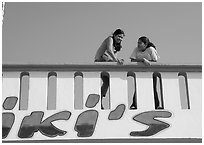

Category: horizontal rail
[2, 64, 202, 72]
[2, 138, 202, 143]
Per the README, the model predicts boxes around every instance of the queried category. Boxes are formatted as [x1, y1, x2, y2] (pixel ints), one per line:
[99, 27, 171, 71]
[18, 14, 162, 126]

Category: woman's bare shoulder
[106, 36, 113, 41]
[105, 36, 113, 45]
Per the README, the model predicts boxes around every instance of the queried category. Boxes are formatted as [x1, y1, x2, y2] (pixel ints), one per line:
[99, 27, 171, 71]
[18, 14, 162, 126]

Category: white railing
[2, 64, 202, 143]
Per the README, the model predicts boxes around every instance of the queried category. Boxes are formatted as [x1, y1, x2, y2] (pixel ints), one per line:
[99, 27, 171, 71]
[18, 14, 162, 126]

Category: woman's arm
[148, 47, 158, 62]
[106, 37, 121, 63]
[131, 58, 145, 62]
[131, 58, 151, 66]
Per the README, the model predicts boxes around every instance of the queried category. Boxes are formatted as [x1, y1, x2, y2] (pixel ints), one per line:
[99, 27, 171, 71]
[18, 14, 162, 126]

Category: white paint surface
[2, 70, 202, 140]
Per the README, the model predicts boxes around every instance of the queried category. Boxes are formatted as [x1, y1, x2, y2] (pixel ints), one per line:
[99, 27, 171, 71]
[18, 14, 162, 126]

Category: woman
[95, 29, 125, 64]
[130, 36, 159, 65]
[95, 29, 125, 109]
[130, 36, 161, 109]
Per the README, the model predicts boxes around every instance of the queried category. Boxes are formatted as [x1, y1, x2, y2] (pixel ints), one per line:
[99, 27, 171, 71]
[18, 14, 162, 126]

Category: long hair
[139, 36, 156, 49]
[112, 29, 125, 52]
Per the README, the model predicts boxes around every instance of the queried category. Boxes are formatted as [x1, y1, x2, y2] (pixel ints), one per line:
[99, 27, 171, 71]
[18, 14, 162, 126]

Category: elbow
[130, 57, 136, 62]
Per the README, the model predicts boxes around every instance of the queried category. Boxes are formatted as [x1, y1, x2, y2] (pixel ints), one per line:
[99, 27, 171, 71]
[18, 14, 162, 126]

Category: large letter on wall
[2, 97, 18, 139]
[18, 111, 71, 138]
[130, 111, 172, 136]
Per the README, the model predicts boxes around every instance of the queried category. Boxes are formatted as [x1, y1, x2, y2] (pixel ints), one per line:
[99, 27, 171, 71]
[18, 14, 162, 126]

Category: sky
[2, 2, 202, 65]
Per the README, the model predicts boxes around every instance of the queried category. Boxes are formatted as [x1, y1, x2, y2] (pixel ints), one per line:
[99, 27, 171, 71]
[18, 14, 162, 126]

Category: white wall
[2, 71, 202, 140]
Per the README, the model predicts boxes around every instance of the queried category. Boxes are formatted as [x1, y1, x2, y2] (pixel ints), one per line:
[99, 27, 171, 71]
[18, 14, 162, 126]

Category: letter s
[130, 110, 172, 136]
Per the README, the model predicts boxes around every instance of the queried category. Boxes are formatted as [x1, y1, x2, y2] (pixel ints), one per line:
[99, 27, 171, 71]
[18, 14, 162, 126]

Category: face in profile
[114, 34, 124, 43]
[137, 39, 147, 51]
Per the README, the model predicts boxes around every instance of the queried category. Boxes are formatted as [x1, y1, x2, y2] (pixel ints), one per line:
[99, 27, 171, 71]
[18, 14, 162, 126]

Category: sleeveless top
[94, 36, 116, 61]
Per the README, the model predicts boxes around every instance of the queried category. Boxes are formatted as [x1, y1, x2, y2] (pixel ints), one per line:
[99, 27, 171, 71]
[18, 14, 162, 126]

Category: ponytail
[147, 42, 156, 49]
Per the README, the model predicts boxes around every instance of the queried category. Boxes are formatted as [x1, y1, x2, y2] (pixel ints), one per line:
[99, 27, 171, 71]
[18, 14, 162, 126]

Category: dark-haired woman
[130, 36, 159, 66]
[130, 36, 161, 109]
[95, 29, 125, 109]
[95, 29, 125, 64]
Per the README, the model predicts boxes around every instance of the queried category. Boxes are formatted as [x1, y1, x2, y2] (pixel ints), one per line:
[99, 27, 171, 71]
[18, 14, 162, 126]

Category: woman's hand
[143, 58, 151, 66]
[117, 59, 124, 65]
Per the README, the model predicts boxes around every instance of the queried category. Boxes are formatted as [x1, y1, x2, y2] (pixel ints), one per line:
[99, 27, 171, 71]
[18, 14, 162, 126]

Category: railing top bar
[2, 63, 202, 72]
